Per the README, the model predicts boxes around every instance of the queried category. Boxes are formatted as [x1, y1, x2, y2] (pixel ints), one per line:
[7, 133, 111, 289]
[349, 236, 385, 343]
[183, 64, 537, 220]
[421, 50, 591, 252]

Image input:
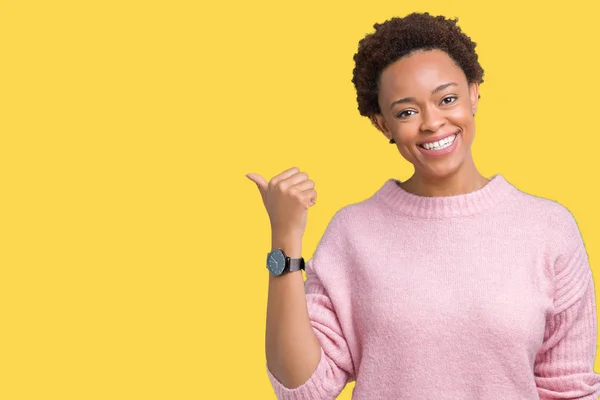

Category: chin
[420, 134, 472, 177]
[418, 155, 468, 181]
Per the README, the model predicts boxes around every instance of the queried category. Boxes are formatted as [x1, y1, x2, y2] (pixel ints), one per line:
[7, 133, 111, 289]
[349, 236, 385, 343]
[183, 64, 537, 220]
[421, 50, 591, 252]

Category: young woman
[246, 12, 600, 399]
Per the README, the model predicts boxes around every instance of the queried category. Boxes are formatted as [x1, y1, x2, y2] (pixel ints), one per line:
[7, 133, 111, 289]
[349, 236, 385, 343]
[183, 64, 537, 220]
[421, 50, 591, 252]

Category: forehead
[378, 49, 466, 97]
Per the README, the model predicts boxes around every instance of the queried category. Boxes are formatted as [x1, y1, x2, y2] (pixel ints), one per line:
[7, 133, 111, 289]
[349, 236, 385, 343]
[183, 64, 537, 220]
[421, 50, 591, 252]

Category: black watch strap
[287, 257, 305, 272]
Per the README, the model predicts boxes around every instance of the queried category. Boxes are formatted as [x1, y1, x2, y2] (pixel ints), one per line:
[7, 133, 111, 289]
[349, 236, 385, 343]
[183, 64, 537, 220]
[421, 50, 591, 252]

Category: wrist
[271, 232, 303, 258]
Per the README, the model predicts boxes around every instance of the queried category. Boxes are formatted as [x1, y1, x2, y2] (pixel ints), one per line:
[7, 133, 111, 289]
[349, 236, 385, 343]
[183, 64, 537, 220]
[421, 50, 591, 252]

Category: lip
[418, 130, 460, 146]
[417, 131, 460, 158]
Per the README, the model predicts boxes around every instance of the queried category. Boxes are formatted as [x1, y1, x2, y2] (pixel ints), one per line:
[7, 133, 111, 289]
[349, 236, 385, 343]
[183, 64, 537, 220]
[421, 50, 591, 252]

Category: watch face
[266, 249, 286, 275]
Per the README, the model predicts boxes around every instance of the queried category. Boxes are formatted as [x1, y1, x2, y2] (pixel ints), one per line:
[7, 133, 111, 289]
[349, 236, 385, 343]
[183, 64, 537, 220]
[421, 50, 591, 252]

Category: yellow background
[1, 0, 599, 398]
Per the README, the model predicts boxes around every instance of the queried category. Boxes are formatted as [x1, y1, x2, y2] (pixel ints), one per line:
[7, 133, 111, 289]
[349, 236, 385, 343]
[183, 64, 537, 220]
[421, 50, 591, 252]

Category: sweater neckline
[372, 174, 519, 218]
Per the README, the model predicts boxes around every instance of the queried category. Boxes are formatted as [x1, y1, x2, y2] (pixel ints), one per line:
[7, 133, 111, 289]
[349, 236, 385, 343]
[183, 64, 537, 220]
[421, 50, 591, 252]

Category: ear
[370, 113, 393, 142]
[469, 82, 479, 115]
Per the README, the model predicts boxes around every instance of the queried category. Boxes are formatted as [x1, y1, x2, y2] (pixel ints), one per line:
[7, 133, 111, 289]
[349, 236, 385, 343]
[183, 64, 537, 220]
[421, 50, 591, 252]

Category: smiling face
[371, 49, 479, 181]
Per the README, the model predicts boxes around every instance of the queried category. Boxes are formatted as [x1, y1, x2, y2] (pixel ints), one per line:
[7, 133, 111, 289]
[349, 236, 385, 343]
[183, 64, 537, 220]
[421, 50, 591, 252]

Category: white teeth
[421, 134, 456, 150]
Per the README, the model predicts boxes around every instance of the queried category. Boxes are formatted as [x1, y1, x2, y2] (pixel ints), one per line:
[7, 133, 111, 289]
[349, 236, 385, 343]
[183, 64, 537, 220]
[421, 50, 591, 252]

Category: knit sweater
[265, 174, 600, 400]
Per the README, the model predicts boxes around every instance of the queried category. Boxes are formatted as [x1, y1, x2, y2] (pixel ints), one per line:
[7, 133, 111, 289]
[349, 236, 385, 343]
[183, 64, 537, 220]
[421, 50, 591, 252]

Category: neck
[400, 156, 488, 197]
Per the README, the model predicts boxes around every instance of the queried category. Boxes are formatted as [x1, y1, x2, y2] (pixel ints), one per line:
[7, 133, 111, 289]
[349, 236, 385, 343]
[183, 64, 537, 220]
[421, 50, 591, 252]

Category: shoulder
[525, 197, 592, 312]
[310, 197, 381, 265]
[510, 189, 581, 244]
[318, 203, 363, 246]
[514, 190, 590, 307]
[334, 180, 399, 222]
[322, 193, 389, 239]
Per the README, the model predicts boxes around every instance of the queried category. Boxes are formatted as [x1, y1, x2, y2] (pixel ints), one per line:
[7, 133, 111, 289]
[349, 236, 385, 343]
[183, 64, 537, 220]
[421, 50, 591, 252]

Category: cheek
[393, 123, 424, 160]
[392, 121, 420, 141]
[449, 105, 474, 125]
[398, 141, 419, 163]
[450, 107, 476, 146]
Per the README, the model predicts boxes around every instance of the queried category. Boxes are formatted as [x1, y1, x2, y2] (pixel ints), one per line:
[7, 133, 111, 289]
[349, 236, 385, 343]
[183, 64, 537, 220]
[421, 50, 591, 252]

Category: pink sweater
[266, 174, 600, 399]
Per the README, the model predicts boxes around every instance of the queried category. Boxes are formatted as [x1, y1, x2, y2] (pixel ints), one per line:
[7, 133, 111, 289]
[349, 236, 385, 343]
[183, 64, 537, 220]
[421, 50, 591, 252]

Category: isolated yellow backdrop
[1, 0, 599, 399]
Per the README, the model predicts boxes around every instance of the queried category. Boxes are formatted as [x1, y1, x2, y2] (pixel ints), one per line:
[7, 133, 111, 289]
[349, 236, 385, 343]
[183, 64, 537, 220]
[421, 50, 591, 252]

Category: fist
[246, 167, 317, 238]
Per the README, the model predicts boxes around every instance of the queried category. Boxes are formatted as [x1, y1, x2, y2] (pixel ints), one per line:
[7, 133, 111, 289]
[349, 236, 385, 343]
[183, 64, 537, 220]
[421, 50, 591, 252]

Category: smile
[419, 134, 457, 150]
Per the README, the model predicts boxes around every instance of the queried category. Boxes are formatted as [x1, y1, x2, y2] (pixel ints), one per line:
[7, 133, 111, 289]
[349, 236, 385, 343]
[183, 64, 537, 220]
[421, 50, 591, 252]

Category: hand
[246, 167, 317, 239]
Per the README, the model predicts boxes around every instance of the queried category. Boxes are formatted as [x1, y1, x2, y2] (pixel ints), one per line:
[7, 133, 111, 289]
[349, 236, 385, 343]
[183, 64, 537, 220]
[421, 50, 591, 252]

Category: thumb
[245, 173, 268, 202]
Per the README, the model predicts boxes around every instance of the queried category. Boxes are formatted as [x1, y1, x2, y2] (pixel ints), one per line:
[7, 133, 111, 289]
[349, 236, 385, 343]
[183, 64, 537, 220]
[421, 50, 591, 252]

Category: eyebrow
[389, 82, 458, 109]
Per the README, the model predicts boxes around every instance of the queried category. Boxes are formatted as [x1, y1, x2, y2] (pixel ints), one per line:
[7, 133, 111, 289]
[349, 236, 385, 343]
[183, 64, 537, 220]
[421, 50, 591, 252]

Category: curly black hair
[352, 12, 485, 118]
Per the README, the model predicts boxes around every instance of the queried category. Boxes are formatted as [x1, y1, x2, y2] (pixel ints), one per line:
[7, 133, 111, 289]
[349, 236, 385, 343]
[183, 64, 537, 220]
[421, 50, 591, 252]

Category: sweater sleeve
[534, 210, 600, 399]
[265, 210, 356, 400]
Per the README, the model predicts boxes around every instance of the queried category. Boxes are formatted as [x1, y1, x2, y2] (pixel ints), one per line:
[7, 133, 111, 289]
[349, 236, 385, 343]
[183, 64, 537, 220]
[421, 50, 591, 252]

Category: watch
[266, 248, 305, 276]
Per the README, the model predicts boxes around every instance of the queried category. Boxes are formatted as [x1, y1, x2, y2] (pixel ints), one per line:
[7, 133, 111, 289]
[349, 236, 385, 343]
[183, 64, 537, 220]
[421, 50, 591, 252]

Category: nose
[420, 105, 445, 132]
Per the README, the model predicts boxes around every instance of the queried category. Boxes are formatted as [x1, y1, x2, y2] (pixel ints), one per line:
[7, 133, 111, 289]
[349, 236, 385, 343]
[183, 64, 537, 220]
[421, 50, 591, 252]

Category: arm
[266, 260, 354, 400]
[534, 212, 600, 399]
[265, 234, 322, 390]
[535, 276, 600, 399]
[265, 213, 355, 400]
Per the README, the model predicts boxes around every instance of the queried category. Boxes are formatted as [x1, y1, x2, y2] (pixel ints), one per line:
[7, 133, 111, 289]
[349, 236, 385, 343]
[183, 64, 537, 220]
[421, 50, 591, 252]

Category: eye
[396, 109, 416, 119]
[441, 96, 457, 105]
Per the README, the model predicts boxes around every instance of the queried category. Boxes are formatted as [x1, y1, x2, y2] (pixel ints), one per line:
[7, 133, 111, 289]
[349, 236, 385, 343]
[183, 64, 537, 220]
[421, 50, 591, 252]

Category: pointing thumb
[245, 173, 268, 202]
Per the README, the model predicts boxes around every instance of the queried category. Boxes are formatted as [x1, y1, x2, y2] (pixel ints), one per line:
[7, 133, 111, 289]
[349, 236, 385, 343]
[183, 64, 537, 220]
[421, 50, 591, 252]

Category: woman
[246, 12, 600, 399]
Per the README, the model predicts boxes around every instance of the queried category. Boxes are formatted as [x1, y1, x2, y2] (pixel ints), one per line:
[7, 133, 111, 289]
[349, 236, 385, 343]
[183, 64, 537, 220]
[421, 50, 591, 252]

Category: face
[371, 49, 479, 180]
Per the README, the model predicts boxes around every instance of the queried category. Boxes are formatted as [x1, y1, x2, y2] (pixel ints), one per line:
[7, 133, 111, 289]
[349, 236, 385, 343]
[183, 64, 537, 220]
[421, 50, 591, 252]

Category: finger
[279, 171, 309, 190]
[301, 189, 317, 208]
[290, 178, 314, 192]
[270, 167, 300, 186]
[308, 189, 317, 205]
[245, 173, 268, 201]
